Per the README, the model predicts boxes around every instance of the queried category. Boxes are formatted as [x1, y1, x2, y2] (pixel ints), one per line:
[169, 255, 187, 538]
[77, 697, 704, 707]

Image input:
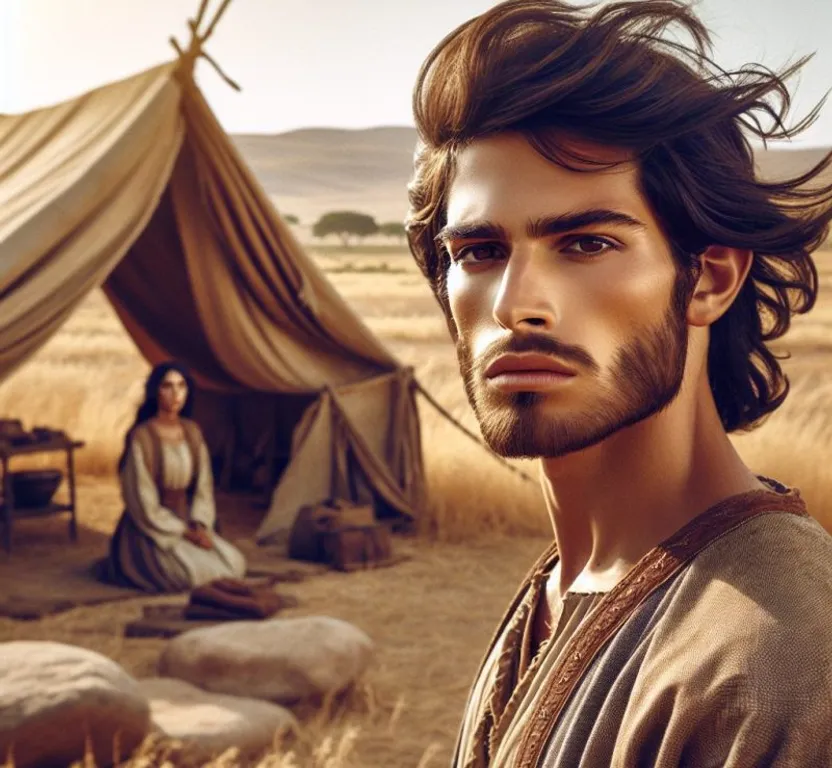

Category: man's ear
[686, 246, 753, 328]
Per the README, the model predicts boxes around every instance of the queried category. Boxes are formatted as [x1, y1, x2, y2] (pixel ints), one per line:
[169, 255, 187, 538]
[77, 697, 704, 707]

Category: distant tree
[312, 211, 379, 247]
[283, 213, 300, 225]
[379, 221, 407, 243]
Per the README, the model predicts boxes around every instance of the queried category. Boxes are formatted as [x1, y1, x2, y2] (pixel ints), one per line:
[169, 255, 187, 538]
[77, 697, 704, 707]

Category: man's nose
[492, 251, 558, 332]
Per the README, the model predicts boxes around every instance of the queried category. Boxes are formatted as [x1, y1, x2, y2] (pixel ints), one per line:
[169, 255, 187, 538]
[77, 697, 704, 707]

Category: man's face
[440, 133, 690, 459]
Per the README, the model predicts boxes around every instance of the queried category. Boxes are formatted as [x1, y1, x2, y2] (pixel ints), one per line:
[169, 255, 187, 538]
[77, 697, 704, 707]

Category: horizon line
[229, 125, 831, 150]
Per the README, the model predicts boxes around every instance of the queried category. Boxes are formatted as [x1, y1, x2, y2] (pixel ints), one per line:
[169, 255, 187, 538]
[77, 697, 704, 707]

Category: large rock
[138, 678, 296, 762]
[0, 641, 150, 768]
[158, 616, 374, 703]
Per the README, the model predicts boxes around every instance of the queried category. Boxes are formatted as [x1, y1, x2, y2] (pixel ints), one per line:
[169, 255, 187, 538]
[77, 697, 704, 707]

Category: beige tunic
[108, 422, 246, 592]
[454, 481, 832, 767]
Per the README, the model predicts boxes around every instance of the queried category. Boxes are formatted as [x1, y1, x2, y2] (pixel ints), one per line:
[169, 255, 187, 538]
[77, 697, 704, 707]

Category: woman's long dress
[107, 421, 247, 592]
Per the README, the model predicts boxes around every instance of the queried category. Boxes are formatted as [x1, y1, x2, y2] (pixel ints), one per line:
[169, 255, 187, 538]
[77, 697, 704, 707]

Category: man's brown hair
[406, 0, 832, 432]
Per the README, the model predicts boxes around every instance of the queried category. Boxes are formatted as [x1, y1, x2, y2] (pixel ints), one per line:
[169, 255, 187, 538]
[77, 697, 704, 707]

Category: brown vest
[132, 419, 204, 520]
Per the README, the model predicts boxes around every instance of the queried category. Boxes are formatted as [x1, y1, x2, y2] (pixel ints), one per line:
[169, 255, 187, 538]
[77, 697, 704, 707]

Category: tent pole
[193, 0, 212, 34]
[201, 0, 234, 43]
[414, 380, 538, 485]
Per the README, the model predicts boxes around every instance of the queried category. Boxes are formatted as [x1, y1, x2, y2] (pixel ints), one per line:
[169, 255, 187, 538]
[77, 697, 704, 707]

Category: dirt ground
[0, 478, 546, 767]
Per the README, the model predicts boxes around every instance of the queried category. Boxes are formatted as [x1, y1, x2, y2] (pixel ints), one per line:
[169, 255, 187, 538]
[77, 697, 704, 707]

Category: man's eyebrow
[435, 209, 645, 245]
[527, 209, 646, 238]
[435, 221, 509, 245]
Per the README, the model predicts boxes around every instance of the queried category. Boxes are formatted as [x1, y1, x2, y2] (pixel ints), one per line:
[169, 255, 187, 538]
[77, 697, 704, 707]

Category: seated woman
[105, 361, 246, 592]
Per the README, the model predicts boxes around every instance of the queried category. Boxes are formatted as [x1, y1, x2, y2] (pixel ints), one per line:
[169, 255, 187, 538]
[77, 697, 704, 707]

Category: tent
[0, 2, 426, 543]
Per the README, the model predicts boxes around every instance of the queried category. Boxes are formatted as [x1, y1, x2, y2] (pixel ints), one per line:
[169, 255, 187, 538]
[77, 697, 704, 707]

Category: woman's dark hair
[406, 0, 832, 432]
[117, 361, 196, 471]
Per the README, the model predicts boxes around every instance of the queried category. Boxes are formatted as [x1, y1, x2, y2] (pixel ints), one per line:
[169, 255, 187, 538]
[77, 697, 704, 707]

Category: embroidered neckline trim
[513, 487, 808, 767]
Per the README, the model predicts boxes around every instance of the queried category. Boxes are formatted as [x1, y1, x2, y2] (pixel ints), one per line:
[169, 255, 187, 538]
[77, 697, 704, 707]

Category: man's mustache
[474, 334, 598, 374]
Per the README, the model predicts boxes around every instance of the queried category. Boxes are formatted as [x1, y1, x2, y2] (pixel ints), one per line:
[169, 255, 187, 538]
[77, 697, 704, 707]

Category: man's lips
[484, 353, 578, 379]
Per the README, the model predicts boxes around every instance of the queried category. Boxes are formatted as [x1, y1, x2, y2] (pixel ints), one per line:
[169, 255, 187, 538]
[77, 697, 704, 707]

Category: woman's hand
[185, 522, 214, 550]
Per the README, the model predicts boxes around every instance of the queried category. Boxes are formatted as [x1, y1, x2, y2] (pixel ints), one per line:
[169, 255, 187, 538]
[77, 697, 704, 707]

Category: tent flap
[0, 58, 426, 536]
[171, 81, 399, 392]
[0, 64, 184, 378]
[256, 369, 424, 542]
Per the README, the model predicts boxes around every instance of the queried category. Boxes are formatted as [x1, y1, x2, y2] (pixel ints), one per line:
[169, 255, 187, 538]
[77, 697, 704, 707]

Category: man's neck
[540, 380, 765, 598]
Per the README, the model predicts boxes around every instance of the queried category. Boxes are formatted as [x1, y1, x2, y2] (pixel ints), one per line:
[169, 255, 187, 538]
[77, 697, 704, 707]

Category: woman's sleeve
[188, 437, 217, 530]
[121, 437, 187, 550]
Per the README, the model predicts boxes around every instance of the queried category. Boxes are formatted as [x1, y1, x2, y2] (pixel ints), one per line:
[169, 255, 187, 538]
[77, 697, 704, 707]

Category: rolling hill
[232, 127, 418, 226]
[231, 127, 830, 229]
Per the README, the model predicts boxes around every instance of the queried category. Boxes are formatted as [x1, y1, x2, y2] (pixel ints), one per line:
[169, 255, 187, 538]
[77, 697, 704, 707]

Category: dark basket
[9, 469, 63, 509]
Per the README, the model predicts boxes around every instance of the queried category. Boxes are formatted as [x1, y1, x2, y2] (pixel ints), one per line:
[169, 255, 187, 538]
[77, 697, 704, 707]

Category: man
[406, 1, 832, 766]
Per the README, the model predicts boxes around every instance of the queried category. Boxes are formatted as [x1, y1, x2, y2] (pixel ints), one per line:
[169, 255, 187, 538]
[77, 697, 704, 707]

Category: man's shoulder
[691, 508, 832, 586]
[634, 512, 832, 701]
[672, 510, 832, 648]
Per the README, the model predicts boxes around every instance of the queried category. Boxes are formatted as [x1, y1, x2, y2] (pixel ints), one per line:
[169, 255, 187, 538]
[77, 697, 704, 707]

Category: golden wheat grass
[0, 250, 830, 766]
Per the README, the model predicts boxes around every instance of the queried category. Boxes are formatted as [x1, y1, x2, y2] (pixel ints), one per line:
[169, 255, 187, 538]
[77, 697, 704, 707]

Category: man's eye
[563, 236, 617, 256]
[452, 244, 503, 263]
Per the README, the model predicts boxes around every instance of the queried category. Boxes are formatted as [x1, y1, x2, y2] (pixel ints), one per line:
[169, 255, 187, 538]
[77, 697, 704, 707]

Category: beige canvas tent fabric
[0, 64, 183, 376]
[0, 55, 425, 542]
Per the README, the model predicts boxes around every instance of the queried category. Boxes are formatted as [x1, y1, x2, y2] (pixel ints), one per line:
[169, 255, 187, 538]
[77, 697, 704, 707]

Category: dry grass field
[0, 243, 830, 767]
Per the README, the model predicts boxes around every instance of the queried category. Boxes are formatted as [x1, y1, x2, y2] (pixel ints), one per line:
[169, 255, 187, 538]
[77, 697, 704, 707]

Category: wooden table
[0, 435, 85, 554]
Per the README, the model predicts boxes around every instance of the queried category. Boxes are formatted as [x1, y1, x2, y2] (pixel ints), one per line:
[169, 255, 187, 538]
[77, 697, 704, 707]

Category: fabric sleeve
[626, 673, 832, 768]
[121, 437, 187, 550]
[617, 517, 832, 768]
[188, 438, 217, 530]
[694, 704, 831, 767]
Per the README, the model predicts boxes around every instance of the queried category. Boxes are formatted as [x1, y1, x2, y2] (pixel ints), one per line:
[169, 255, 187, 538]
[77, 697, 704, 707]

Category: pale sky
[1, 0, 830, 145]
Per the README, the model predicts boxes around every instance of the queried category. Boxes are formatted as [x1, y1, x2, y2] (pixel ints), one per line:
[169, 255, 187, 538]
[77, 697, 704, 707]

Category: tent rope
[413, 379, 538, 485]
[170, 0, 241, 92]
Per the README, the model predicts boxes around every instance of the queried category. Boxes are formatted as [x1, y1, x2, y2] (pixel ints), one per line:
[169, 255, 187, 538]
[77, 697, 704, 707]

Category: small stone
[138, 677, 296, 761]
[158, 616, 374, 703]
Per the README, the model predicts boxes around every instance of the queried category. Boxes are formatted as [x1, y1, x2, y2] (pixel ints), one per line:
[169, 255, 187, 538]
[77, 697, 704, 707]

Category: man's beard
[456, 279, 690, 459]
